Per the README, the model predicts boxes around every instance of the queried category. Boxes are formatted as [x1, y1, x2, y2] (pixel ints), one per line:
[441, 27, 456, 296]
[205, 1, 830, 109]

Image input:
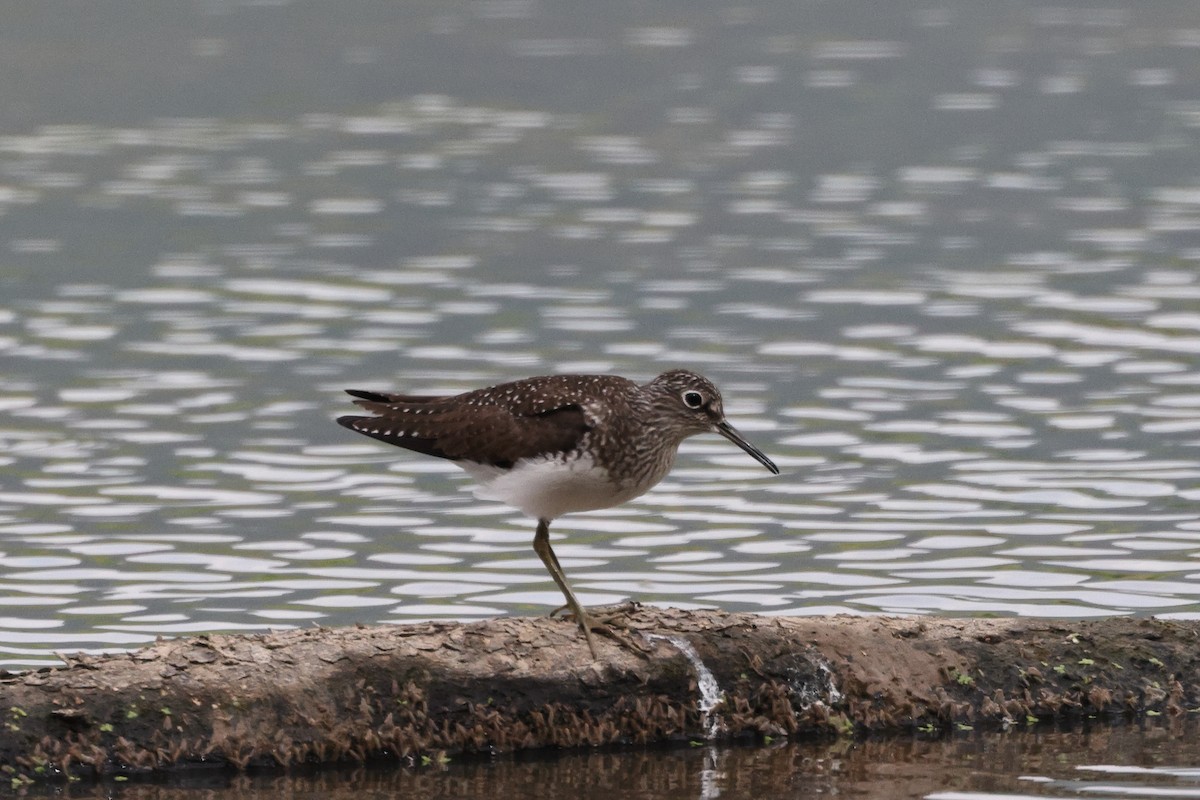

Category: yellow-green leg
[533, 518, 597, 659]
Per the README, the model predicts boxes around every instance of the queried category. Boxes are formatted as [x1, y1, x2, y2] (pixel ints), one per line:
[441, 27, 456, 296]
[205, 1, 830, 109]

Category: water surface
[2, 2, 1200, 672]
[18, 722, 1200, 800]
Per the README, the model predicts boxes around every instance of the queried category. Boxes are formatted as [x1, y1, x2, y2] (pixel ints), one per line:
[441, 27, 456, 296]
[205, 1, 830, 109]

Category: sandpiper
[337, 369, 779, 657]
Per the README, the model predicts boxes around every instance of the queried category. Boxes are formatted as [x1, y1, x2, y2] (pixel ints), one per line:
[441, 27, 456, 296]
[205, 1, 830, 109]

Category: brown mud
[0, 608, 1196, 784]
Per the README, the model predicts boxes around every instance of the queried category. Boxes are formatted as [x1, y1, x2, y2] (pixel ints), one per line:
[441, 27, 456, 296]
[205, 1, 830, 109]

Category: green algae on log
[1, 608, 1197, 781]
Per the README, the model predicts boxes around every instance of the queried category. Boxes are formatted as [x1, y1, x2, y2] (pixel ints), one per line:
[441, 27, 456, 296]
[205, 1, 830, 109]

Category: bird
[336, 369, 779, 658]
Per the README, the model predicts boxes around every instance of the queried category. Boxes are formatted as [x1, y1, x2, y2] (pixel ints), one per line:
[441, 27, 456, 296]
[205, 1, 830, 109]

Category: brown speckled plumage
[337, 369, 778, 658]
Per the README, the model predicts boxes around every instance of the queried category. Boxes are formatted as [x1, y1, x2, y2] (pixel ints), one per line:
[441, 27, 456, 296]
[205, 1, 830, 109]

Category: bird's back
[336, 374, 642, 469]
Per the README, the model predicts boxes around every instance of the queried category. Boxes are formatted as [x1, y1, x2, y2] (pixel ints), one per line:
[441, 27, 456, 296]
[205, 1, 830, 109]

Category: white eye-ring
[682, 390, 704, 409]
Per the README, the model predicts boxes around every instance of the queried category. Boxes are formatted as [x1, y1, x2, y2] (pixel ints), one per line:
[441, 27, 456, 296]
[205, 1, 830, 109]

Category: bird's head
[646, 370, 779, 474]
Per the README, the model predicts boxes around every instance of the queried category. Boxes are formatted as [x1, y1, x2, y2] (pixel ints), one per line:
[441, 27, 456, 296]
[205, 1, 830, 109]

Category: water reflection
[3, 1, 1200, 666]
[14, 724, 1200, 800]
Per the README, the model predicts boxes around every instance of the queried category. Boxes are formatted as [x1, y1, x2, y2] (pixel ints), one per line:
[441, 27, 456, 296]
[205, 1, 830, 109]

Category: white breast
[459, 453, 655, 521]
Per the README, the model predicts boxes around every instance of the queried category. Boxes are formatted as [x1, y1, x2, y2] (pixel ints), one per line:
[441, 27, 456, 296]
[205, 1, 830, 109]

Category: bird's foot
[552, 601, 652, 656]
[550, 600, 641, 626]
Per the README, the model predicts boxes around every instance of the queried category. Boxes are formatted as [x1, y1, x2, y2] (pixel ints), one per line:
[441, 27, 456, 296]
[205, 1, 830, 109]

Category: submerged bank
[1, 608, 1195, 782]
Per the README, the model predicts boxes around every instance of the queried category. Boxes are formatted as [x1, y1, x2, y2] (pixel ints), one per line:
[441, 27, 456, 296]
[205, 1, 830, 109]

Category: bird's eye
[682, 390, 704, 409]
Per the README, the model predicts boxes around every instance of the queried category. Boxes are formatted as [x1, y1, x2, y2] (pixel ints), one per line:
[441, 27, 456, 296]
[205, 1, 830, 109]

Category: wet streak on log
[0, 608, 1197, 781]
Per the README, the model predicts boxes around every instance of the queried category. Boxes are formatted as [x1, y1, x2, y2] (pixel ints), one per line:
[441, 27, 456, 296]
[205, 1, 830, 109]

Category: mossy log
[1, 607, 1197, 781]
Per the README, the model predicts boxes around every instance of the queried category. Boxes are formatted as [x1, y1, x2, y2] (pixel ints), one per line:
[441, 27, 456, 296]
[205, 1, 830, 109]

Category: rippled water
[3, 2, 1200, 668]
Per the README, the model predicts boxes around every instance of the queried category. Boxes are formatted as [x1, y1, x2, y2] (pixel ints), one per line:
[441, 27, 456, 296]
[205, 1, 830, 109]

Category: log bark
[1, 608, 1197, 783]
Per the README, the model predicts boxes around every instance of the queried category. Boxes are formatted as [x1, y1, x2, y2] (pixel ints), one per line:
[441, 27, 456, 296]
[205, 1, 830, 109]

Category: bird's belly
[461, 453, 652, 520]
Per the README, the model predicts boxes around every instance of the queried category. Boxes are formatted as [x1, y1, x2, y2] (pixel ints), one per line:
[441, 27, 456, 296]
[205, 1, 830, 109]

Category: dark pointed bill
[715, 420, 780, 474]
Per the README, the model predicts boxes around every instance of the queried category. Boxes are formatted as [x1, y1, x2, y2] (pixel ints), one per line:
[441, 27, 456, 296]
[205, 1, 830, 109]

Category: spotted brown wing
[337, 389, 590, 469]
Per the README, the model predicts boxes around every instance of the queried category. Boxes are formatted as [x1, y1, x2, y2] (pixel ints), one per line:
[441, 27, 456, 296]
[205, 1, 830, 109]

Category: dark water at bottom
[23, 721, 1200, 800]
